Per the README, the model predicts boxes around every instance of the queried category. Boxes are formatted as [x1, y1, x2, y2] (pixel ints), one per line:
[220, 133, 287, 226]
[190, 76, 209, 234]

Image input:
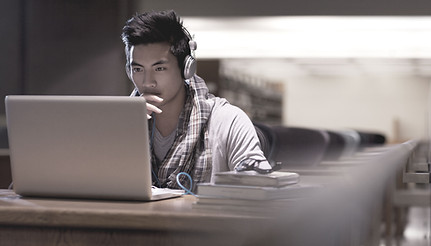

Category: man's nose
[142, 70, 156, 88]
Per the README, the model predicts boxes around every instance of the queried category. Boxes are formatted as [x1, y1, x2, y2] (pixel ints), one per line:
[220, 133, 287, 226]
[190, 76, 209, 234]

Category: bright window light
[182, 16, 431, 58]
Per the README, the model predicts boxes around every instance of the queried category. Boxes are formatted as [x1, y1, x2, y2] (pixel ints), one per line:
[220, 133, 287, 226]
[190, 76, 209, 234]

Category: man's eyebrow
[130, 61, 143, 66]
[152, 59, 169, 66]
[130, 59, 169, 67]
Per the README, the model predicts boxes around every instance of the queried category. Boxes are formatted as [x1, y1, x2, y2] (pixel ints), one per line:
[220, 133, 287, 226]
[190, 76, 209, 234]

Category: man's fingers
[143, 94, 163, 103]
[147, 103, 162, 114]
[146, 103, 162, 119]
[138, 94, 163, 119]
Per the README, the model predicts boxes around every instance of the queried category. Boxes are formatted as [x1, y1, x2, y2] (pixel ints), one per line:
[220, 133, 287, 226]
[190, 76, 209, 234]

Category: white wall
[284, 74, 430, 143]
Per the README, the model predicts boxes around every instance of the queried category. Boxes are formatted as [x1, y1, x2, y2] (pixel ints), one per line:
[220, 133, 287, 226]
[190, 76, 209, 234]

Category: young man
[121, 10, 270, 190]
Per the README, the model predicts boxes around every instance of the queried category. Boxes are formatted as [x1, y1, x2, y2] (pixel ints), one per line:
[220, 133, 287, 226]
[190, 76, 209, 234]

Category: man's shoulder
[208, 97, 250, 123]
[210, 97, 239, 113]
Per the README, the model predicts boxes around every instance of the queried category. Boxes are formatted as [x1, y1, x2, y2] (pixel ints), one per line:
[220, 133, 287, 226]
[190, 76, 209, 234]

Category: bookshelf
[197, 59, 283, 125]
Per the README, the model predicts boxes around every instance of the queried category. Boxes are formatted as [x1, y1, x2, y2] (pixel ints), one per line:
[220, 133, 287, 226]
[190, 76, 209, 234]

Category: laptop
[5, 95, 184, 201]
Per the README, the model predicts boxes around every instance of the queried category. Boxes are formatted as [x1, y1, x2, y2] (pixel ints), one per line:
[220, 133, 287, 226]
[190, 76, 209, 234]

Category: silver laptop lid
[5, 95, 154, 200]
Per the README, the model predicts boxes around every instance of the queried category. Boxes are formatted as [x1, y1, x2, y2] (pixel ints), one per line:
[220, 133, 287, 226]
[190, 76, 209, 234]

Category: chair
[323, 130, 347, 161]
[335, 129, 361, 158]
[356, 131, 386, 147]
[253, 122, 276, 164]
[271, 126, 330, 167]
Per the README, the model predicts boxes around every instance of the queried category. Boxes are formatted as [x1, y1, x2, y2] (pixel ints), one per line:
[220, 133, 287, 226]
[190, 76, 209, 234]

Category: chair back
[254, 122, 276, 163]
[271, 126, 330, 167]
[324, 130, 346, 160]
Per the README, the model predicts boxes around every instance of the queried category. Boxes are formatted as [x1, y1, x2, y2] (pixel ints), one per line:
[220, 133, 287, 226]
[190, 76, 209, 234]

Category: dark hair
[121, 10, 191, 77]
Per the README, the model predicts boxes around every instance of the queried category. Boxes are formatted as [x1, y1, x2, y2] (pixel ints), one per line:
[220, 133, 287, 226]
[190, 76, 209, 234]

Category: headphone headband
[182, 27, 197, 79]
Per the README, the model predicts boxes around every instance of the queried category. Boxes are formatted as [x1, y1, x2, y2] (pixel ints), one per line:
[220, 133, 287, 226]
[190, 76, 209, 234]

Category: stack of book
[194, 171, 321, 212]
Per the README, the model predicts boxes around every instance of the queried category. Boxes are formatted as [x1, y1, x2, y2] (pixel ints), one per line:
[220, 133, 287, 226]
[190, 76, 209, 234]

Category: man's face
[129, 42, 184, 108]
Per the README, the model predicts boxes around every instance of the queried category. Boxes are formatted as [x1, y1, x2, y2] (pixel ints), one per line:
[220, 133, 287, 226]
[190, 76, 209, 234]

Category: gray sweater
[206, 97, 267, 182]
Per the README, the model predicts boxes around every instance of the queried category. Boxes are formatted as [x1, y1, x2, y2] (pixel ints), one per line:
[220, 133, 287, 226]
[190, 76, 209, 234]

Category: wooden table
[0, 189, 279, 246]
[0, 141, 419, 246]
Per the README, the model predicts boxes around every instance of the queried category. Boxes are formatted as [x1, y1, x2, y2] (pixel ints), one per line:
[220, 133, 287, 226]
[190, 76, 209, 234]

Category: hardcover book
[197, 183, 320, 200]
[213, 171, 300, 187]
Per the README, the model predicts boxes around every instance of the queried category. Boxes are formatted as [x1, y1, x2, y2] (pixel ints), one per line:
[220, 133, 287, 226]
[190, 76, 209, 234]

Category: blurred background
[1, 0, 431, 143]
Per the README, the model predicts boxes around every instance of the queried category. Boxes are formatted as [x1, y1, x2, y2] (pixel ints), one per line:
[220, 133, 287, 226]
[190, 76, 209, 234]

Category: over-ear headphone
[182, 28, 197, 79]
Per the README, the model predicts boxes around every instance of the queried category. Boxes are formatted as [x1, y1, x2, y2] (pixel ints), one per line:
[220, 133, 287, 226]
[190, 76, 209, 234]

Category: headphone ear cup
[183, 55, 196, 79]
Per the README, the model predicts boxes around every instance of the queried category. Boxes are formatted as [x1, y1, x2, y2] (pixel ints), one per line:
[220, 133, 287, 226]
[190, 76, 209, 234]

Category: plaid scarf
[150, 75, 214, 191]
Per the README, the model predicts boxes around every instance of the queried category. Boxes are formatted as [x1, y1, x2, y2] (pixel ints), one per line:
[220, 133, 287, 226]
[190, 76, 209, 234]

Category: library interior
[0, 1, 430, 245]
